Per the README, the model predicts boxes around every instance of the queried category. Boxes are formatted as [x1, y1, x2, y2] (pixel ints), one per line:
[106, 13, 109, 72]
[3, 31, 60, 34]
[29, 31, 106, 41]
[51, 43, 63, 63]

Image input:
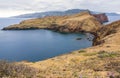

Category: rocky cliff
[93, 20, 120, 46]
[93, 13, 108, 23]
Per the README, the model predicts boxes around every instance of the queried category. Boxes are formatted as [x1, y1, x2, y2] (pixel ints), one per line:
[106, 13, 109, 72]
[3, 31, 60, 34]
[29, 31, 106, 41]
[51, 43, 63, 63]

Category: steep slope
[93, 20, 120, 46]
[93, 13, 108, 23]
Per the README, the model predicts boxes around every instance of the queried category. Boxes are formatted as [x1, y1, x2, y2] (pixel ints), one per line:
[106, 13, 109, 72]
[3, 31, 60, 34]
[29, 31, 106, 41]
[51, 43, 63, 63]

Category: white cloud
[0, 0, 120, 17]
[0, 10, 34, 17]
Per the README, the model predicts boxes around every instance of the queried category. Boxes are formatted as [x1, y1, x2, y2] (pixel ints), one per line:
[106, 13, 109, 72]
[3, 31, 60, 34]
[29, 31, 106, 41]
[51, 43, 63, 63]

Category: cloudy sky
[0, 0, 120, 17]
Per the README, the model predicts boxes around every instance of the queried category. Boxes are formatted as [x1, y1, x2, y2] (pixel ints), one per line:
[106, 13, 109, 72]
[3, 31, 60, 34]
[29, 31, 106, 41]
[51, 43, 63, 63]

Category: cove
[0, 18, 92, 62]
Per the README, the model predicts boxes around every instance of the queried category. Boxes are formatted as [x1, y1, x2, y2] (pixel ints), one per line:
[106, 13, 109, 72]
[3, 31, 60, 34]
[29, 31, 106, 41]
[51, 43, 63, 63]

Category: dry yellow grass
[20, 49, 120, 78]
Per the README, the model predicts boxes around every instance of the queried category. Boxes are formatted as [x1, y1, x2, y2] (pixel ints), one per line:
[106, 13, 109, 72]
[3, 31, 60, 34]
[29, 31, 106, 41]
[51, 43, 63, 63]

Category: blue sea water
[105, 15, 120, 24]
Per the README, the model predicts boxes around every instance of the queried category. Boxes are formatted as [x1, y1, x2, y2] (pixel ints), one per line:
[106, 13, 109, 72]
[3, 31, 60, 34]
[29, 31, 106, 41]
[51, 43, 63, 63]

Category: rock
[76, 38, 82, 40]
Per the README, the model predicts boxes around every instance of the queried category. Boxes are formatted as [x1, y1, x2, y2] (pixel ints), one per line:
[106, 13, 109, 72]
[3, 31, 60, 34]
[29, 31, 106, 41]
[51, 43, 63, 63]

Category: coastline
[1, 11, 120, 77]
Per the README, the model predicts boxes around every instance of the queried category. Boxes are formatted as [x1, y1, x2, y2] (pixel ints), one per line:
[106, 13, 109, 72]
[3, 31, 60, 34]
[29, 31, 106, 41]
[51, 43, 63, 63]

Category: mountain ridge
[11, 9, 120, 18]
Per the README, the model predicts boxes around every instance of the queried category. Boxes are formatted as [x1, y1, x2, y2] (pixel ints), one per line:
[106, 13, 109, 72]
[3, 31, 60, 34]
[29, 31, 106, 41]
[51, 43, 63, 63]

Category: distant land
[11, 9, 120, 18]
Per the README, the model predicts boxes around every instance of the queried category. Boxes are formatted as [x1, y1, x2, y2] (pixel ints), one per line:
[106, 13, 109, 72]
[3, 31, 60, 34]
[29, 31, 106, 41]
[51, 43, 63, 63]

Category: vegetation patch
[83, 52, 98, 56]
[78, 50, 86, 53]
[0, 60, 39, 78]
[97, 51, 120, 58]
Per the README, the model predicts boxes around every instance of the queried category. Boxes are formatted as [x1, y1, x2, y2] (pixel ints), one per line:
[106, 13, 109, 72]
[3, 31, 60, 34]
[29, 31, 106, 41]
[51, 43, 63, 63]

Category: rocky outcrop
[93, 20, 120, 46]
[93, 13, 108, 23]
[3, 11, 102, 33]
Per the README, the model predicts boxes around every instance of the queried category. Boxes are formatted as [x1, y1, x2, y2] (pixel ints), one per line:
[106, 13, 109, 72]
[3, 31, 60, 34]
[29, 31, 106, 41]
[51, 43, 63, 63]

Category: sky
[0, 0, 120, 17]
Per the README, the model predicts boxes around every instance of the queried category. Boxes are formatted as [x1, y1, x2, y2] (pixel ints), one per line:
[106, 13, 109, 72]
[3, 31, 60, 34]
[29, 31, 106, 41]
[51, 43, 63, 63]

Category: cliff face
[3, 11, 102, 33]
[93, 13, 108, 23]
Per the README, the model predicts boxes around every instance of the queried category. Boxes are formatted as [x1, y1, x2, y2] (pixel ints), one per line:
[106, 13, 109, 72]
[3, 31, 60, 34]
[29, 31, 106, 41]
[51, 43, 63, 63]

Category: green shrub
[78, 50, 86, 53]
[83, 52, 97, 56]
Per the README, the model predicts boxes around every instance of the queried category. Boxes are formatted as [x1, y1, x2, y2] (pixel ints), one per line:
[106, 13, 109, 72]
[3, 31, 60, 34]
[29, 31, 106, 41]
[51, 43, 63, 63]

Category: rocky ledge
[2, 11, 108, 33]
